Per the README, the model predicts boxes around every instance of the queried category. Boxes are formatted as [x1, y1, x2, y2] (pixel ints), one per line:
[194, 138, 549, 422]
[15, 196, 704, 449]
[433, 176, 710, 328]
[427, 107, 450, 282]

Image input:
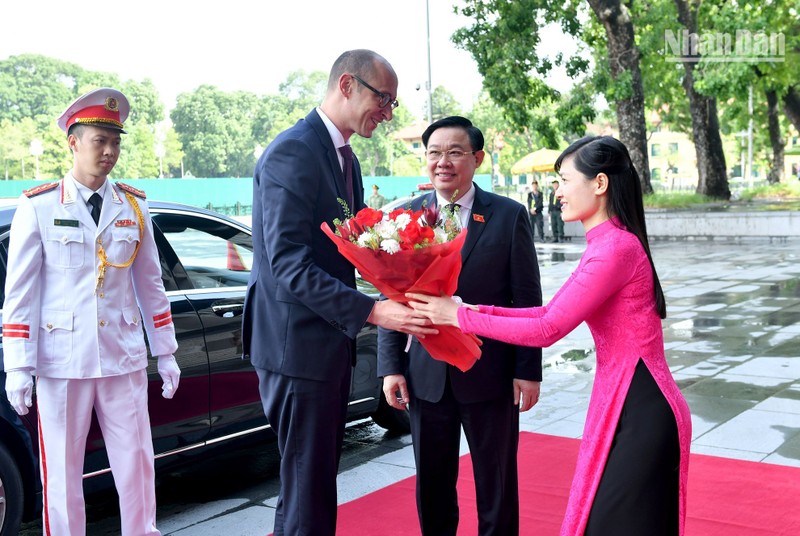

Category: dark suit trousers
[256, 367, 350, 536]
[409, 378, 520, 536]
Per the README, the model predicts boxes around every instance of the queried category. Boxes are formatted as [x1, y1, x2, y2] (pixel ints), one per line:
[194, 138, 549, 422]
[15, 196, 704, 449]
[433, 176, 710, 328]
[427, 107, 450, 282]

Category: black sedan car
[0, 200, 408, 535]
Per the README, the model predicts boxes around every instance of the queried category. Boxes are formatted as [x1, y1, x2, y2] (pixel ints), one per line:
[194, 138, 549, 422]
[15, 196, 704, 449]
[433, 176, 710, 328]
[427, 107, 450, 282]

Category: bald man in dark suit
[242, 50, 434, 536]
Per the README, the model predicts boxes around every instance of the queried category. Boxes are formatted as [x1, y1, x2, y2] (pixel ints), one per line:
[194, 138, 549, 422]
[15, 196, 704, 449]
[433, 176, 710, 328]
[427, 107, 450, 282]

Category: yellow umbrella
[510, 148, 562, 174]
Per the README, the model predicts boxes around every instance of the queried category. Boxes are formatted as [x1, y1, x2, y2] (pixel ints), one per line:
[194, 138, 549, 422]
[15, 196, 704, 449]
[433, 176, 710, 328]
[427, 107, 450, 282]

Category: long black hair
[554, 136, 666, 318]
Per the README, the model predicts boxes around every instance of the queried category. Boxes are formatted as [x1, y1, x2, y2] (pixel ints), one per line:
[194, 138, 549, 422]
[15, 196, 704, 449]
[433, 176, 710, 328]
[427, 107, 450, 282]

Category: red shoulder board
[23, 182, 59, 198]
[116, 182, 146, 199]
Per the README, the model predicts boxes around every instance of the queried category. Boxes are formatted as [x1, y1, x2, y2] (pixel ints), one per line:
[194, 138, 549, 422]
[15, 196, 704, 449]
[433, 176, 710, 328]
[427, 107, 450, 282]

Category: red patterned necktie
[339, 145, 354, 207]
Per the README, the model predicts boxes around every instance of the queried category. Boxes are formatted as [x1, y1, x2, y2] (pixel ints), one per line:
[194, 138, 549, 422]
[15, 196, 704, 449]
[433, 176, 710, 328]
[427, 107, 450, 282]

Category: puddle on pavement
[682, 377, 792, 402]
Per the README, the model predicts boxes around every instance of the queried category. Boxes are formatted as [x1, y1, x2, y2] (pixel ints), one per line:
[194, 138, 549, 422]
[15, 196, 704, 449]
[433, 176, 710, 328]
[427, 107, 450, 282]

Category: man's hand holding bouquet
[321, 200, 481, 371]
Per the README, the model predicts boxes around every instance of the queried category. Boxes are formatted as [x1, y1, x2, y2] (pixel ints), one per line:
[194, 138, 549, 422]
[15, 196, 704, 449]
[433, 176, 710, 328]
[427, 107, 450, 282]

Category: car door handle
[211, 303, 244, 318]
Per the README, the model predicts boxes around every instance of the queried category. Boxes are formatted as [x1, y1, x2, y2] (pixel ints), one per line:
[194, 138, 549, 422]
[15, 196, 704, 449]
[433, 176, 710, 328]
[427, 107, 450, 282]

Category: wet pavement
[19, 236, 800, 535]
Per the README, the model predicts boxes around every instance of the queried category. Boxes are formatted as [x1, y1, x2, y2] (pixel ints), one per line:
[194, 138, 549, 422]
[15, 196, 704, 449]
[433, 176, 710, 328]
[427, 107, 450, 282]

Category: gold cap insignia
[105, 97, 119, 112]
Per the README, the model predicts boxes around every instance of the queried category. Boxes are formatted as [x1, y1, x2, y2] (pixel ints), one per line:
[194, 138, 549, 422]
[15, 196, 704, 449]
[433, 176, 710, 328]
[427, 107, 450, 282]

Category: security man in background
[548, 178, 564, 242]
[2, 87, 180, 536]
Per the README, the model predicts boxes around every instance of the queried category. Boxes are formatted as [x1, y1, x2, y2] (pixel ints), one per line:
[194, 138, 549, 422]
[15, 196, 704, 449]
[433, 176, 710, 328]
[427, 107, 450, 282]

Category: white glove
[157, 355, 181, 399]
[5, 369, 34, 415]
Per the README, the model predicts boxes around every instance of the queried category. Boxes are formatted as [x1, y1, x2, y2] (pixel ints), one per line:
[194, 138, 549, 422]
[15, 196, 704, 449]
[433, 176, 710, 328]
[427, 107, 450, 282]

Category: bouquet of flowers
[321, 202, 482, 372]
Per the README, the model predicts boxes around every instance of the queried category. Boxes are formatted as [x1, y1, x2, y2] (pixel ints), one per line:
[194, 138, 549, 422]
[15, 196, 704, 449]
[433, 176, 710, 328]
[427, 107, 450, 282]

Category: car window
[152, 212, 253, 290]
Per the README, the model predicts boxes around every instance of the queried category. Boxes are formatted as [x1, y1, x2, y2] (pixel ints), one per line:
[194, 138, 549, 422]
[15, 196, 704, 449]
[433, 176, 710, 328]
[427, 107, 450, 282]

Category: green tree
[0, 54, 171, 180]
[393, 154, 425, 177]
[453, 0, 651, 191]
[0, 118, 36, 180]
[40, 121, 71, 181]
[584, 0, 652, 192]
[429, 86, 463, 121]
[116, 122, 159, 179]
[0, 54, 81, 125]
[252, 70, 329, 155]
[636, 0, 799, 191]
[279, 70, 328, 121]
[123, 78, 165, 126]
[669, 0, 730, 198]
[171, 86, 261, 177]
[253, 94, 294, 147]
[351, 105, 415, 176]
[690, 1, 800, 184]
[160, 127, 185, 178]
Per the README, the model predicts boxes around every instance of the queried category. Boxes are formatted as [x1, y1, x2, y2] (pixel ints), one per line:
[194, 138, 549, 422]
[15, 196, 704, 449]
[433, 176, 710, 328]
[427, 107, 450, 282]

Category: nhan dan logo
[664, 29, 785, 63]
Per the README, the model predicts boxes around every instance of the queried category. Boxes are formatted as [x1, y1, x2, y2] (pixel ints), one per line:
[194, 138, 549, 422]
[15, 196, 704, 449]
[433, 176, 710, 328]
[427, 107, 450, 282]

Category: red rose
[398, 220, 434, 249]
[418, 225, 435, 244]
[353, 207, 383, 228]
[388, 207, 410, 220]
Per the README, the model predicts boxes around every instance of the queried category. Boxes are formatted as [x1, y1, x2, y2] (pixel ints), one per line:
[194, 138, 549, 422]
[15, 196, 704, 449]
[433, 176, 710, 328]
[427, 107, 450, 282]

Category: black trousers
[409, 378, 520, 536]
[530, 212, 544, 240]
[584, 359, 680, 536]
[549, 211, 564, 239]
[256, 367, 350, 536]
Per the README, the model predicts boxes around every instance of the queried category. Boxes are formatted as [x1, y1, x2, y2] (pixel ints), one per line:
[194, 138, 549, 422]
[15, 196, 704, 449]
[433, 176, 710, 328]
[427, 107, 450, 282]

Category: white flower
[433, 227, 449, 243]
[393, 212, 412, 229]
[357, 232, 374, 248]
[380, 239, 400, 254]
[375, 220, 396, 239]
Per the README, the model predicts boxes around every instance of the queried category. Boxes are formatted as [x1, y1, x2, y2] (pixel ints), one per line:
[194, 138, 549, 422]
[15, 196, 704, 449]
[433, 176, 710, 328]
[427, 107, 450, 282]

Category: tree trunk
[586, 0, 652, 194]
[673, 0, 730, 199]
[783, 85, 800, 133]
[766, 89, 785, 184]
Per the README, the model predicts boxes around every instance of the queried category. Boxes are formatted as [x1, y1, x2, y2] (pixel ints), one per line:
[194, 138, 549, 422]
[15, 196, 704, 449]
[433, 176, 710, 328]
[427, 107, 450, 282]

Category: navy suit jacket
[378, 185, 543, 404]
[242, 109, 375, 381]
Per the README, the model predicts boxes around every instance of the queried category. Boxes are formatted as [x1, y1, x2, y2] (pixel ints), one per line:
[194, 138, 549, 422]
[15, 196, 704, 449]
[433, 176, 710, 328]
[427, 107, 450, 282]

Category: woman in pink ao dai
[407, 135, 691, 536]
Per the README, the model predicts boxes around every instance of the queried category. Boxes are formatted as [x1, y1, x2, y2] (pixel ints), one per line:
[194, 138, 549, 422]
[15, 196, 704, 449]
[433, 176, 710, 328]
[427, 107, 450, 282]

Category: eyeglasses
[349, 73, 399, 110]
[425, 150, 477, 162]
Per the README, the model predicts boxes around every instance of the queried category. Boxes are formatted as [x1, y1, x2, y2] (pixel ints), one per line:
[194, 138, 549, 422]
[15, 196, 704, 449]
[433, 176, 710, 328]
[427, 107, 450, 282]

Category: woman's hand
[405, 293, 466, 327]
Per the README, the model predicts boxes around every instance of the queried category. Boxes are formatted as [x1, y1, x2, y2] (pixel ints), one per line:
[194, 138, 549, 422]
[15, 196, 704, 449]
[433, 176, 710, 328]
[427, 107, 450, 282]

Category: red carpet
[336, 432, 800, 535]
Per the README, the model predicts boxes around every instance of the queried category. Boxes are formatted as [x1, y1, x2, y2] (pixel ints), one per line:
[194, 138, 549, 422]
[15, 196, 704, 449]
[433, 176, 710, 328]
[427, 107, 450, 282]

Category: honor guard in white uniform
[2, 88, 180, 536]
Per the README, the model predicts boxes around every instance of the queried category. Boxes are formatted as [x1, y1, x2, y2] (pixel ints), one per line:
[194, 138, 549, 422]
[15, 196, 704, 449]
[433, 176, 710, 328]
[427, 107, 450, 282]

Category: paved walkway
[163, 237, 799, 535]
[21, 236, 800, 535]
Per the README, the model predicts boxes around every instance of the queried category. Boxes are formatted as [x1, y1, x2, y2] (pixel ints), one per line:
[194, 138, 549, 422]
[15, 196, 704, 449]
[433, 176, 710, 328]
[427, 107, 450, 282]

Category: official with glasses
[379, 116, 541, 536]
[349, 72, 399, 110]
[243, 49, 433, 536]
[425, 148, 477, 162]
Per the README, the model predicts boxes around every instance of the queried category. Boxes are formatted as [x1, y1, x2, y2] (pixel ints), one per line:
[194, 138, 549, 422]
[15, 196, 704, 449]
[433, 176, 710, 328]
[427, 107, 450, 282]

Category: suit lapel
[460, 184, 492, 267]
[306, 110, 354, 214]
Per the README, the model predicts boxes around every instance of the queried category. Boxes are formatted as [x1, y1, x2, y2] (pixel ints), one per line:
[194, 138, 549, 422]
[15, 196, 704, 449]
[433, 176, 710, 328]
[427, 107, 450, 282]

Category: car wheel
[0, 442, 24, 536]
[371, 395, 411, 435]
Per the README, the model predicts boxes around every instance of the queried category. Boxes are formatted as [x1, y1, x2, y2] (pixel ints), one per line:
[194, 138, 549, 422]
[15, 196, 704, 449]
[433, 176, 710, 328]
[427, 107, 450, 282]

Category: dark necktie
[338, 145, 354, 207]
[88, 193, 103, 225]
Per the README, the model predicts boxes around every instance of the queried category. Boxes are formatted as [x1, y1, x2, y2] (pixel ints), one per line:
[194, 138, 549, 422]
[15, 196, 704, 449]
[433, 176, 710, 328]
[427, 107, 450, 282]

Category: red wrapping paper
[321, 222, 482, 372]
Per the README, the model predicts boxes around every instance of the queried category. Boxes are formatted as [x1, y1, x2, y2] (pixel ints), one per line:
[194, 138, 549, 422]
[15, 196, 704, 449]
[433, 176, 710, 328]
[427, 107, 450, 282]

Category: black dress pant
[256, 367, 350, 536]
[409, 377, 520, 536]
[585, 359, 680, 536]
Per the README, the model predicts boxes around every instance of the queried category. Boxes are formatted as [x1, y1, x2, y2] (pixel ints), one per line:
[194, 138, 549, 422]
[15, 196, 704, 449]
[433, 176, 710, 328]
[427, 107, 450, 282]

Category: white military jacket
[2, 174, 178, 379]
